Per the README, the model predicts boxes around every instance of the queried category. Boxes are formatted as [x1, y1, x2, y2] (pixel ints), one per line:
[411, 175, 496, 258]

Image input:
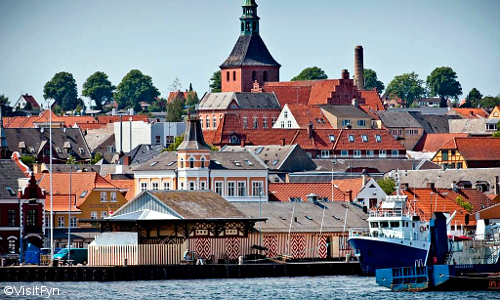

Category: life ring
[420, 226, 425, 233]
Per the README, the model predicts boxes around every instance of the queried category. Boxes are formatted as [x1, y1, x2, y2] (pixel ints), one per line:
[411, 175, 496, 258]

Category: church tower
[220, 0, 280, 93]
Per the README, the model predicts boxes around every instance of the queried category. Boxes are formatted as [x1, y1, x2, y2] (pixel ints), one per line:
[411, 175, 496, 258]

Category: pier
[0, 261, 362, 282]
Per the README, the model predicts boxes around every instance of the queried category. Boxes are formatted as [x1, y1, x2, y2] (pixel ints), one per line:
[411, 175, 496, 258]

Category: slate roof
[198, 92, 281, 110]
[313, 158, 441, 174]
[149, 190, 249, 219]
[393, 108, 450, 115]
[120, 144, 165, 165]
[409, 111, 461, 133]
[178, 118, 211, 150]
[413, 133, 470, 152]
[376, 111, 423, 128]
[320, 105, 371, 119]
[0, 159, 25, 199]
[233, 202, 368, 233]
[220, 34, 280, 68]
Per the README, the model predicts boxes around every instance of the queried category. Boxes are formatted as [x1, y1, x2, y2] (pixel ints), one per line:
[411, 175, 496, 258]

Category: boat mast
[49, 101, 54, 265]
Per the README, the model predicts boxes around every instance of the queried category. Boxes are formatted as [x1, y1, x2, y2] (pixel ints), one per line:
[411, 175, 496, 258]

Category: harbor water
[1, 276, 497, 299]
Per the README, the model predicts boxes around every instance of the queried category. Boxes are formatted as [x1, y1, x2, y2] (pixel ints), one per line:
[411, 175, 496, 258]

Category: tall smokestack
[354, 46, 364, 90]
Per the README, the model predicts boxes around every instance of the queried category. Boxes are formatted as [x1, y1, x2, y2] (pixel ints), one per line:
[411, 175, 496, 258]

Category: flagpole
[49, 101, 54, 265]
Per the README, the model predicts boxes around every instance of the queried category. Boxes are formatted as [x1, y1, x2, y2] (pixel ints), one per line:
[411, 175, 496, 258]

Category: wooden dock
[0, 261, 362, 282]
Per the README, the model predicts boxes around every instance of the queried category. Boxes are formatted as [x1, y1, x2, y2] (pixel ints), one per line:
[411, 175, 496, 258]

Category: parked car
[53, 248, 88, 265]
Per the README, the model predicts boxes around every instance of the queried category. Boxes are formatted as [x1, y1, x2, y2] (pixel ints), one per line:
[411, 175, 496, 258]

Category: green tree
[386, 72, 426, 108]
[90, 152, 103, 164]
[209, 71, 221, 93]
[465, 88, 483, 108]
[82, 71, 116, 110]
[166, 97, 184, 122]
[377, 178, 396, 196]
[493, 121, 500, 138]
[479, 95, 500, 108]
[163, 134, 184, 152]
[114, 69, 160, 109]
[20, 155, 36, 166]
[0, 94, 10, 107]
[24, 101, 33, 111]
[291, 66, 328, 81]
[426, 66, 462, 107]
[43, 72, 78, 111]
[363, 68, 385, 94]
[186, 93, 199, 114]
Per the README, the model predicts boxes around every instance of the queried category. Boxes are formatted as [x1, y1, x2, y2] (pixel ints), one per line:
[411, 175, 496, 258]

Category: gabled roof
[45, 194, 81, 212]
[359, 89, 384, 111]
[269, 182, 346, 202]
[288, 105, 332, 129]
[334, 129, 405, 151]
[167, 90, 197, 103]
[19, 94, 40, 109]
[448, 108, 489, 119]
[0, 159, 25, 199]
[439, 137, 500, 161]
[220, 34, 280, 68]
[408, 111, 461, 133]
[178, 118, 211, 150]
[198, 92, 281, 110]
[104, 174, 135, 201]
[3, 110, 98, 128]
[320, 105, 371, 119]
[449, 118, 500, 135]
[120, 144, 164, 165]
[413, 133, 469, 152]
[376, 111, 423, 128]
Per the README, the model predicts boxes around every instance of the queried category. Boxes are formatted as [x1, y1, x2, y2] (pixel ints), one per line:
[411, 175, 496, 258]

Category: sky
[1, 0, 499, 108]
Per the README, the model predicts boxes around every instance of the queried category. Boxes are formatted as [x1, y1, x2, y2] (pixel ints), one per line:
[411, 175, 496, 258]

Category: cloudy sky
[1, 0, 499, 107]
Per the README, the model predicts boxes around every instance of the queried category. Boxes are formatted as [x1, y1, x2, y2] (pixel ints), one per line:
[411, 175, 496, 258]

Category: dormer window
[361, 135, 368, 142]
[375, 135, 382, 142]
[230, 135, 240, 144]
[348, 135, 355, 142]
[329, 135, 335, 142]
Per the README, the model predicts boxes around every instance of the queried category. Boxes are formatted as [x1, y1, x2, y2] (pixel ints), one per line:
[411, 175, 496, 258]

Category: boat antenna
[286, 205, 295, 258]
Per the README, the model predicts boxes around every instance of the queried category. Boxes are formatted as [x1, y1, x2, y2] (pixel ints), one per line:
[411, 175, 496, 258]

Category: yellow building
[489, 106, 500, 118]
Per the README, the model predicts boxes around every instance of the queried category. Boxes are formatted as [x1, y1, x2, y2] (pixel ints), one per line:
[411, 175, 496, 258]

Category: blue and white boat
[348, 193, 432, 275]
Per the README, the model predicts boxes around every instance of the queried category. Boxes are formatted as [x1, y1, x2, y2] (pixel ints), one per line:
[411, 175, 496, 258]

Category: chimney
[354, 46, 364, 90]
[307, 122, 314, 139]
[451, 181, 458, 192]
[341, 69, 350, 80]
[427, 182, 435, 191]
[123, 155, 130, 166]
[352, 98, 358, 107]
[347, 190, 353, 202]
[285, 173, 290, 183]
[240, 138, 245, 147]
[402, 183, 409, 190]
[281, 138, 286, 146]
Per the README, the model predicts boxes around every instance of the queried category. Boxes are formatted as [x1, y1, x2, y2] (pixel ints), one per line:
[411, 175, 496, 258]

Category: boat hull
[349, 237, 428, 275]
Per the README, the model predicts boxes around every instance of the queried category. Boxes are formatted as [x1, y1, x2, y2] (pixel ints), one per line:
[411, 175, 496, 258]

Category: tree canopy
[0, 94, 11, 115]
[164, 134, 184, 152]
[185, 92, 199, 114]
[209, 71, 221, 93]
[82, 71, 116, 110]
[291, 66, 328, 81]
[426, 66, 462, 107]
[114, 69, 160, 109]
[363, 68, 385, 94]
[376, 178, 396, 196]
[385, 72, 426, 108]
[166, 97, 184, 122]
[464, 88, 483, 108]
[43, 72, 78, 111]
[479, 95, 500, 108]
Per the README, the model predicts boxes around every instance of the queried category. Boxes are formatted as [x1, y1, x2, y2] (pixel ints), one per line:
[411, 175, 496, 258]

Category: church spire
[240, 0, 260, 36]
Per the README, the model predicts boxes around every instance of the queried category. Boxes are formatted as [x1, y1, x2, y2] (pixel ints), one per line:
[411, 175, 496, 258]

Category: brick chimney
[307, 122, 314, 139]
[123, 155, 131, 166]
[347, 190, 353, 202]
[341, 69, 350, 80]
[281, 138, 286, 146]
[427, 182, 435, 191]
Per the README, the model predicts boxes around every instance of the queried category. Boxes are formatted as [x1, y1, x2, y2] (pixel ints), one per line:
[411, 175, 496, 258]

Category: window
[226, 71, 230, 82]
[215, 182, 223, 196]
[110, 192, 117, 202]
[163, 181, 170, 190]
[263, 71, 268, 82]
[201, 158, 206, 169]
[252, 182, 263, 197]
[200, 181, 206, 190]
[243, 116, 248, 129]
[155, 136, 161, 145]
[100, 211, 107, 219]
[79, 148, 85, 155]
[357, 120, 366, 127]
[238, 182, 246, 196]
[354, 150, 362, 157]
[180, 158, 184, 168]
[233, 71, 236, 81]
[272, 117, 277, 126]
[107, 145, 115, 153]
[206, 117, 210, 129]
[230, 135, 239, 144]
[8, 239, 16, 254]
[228, 182, 236, 197]
[405, 129, 419, 135]
[252, 71, 256, 81]
[27, 209, 36, 227]
[141, 182, 148, 192]
[100, 192, 107, 202]
[189, 182, 196, 190]
[58, 216, 65, 227]
[263, 117, 268, 128]
[166, 136, 174, 144]
[341, 150, 348, 157]
[287, 120, 292, 128]
[284, 111, 288, 119]
[151, 182, 158, 190]
[70, 216, 77, 228]
[180, 182, 185, 190]
[321, 150, 330, 158]
[361, 135, 368, 142]
[280, 121, 285, 128]
[253, 116, 258, 128]
[391, 150, 399, 157]
[213, 115, 217, 129]
[442, 151, 448, 161]
[348, 135, 355, 142]
[342, 119, 351, 127]
[367, 150, 374, 157]
[375, 135, 382, 142]
[451, 150, 456, 156]
[8, 210, 16, 226]
[189, 157, 194, 169]
[45, 215, 50, 227]
[91, 211, 98, 219]
[329, 135, 335, 142]
[457, 162, 463, 169]
[379, 150, 387, 157]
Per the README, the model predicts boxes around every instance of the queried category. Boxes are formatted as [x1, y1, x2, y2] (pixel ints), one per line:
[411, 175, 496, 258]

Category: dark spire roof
[220, 34, 280, 68]
[178, 117, 211, 151]
[0, 106, 7, 149]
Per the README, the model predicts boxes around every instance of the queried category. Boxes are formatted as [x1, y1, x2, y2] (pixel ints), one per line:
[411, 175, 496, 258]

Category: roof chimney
[354, 46, 364, 90]
[352, 98, 358, 107]
[427, 182, 435, 191]
[341, 69, 350, 80]
[307, 122, 314, 139]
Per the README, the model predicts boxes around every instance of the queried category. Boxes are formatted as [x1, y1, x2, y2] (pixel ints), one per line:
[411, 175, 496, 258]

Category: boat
[348, 193, 431, 275]
[376, 218, 500, 291]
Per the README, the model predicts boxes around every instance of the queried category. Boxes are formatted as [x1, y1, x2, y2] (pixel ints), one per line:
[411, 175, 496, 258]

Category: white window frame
[206, 117, 210, 129]
[379, 150, 387, 158]
[91, 211, 98, 220]
[213, 115, 217, 129]
[243, 117, 248, 129]
[70, 216, 77, 228]
[141, 182, 148, 192]
[342, 119, 351, 127]
[357, 120, 366, 127]
[237, 181, 246, 197]
[321, 150, 330, 158]
[284, 111, 288, 119]
[163, 181, 170, 190]
[329, 135, 335, 142]
[353, 150, 362, 158]
[348, 135, 355, 142]
[367, 150, 374, 157]
[100, 192, 107, 202]
[110, 191, 117, 202]
[272, 117, 276, 126]
[189, 181, 196, 190]
[375, 135, 382, 142]
[200, 181, 206, 190]
[215, 181, 223, 196]
[252, 181, 263, 197]
[152, 182, 159, 190]
[58, 216, 65, 228]
[228, 182, 236, 197]
[100, 211, 107, 219]
[253, 116, 258, 129]
[361, 135, 368, 142]
[280, 121, 285, 128]
[287, 120, 292, 128]
[341, 150, 349, 157]
[180, 182, 185, 190]
[263, 117, 268, 128]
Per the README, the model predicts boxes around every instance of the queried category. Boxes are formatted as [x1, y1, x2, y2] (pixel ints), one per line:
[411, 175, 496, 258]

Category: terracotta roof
[359, 105, 380, 120]
[288, 105, 332, 129]
[36, 172, 118, 207]
[359, 89, 384, 111]
[268, 183, 346, 202]
[76, 123, 108, 131]
[220, 34, 280, 68]
[3, 110, 98, 128]
[45, 194, 81, 212]
[439, 137, 500, 161]
[21, 94, 40, 109]
[104, 174, 135, 201]
[449, 108, 489, 119]
[413, 133, 469, 152]
[334, 129, 406, 151]
[331, 178, 365, 199]
[97, 115, 149, 124]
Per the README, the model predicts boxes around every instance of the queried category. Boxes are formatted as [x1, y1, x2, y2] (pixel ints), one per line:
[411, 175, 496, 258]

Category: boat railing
[349, 228, 409, 240]
[369, 209, 406, 218]
[391, 265, 428, 285]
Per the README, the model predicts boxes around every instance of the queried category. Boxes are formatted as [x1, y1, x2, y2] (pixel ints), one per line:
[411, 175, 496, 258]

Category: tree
[186, 93, 199, 114]
[479, 95, 500, 108]
[82, 71, 116, 110]
[291, 66, 328, 81]
[90, 153, 103, 164]
[363, 68, 385, 94]
[20, 155, 36, 166]
[43, 72, 78, 111]
[465, 88, 483, 108]
[0, 94, 9, 107]
[426, 66, 462, 108]
[209, 71, 221, 93]
[385, 72, 426, 108]
[166, 97, 184, 122]
[169, 76, 182, 91]
[163, 134, 184, 152]
[24, 101, 33, 111]
[493, 121, 500, 138]
[114, 69, 160, 109]
[376, 178, 396, 196]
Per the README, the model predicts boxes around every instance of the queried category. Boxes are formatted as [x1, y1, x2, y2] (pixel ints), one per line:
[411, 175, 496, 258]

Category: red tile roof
[334, 129, 405, 151]
[359, 105, 380, 120]
[413, 133, 470, 152]
[439, 137, 500, 161]
[331, 178, 365, 199]
[104, 174, 135, 201]
[21, 94, 40, 109]
[269, 183, 347, 202]
[36, 172, 118, 207]
[449, 108, 489, 119]
[3, 110, 98, 128]
[97, 115, 149, 123]
[45, 194, 81, 212]
[287, 104, 332, 129]
[76, 123, 108, 131]
[359, 89, 385, 111]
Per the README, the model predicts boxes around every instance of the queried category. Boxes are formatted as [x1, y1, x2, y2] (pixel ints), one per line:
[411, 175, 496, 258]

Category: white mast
[49, 102, 54, 264]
